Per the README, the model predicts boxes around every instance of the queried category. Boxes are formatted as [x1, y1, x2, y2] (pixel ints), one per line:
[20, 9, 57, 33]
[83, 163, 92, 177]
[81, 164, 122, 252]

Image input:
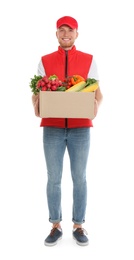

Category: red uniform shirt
[40, 45, 93, 128]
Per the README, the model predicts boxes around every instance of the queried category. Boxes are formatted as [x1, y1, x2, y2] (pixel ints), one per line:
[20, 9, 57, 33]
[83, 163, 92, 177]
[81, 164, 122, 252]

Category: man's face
[56, 25, 78, 50]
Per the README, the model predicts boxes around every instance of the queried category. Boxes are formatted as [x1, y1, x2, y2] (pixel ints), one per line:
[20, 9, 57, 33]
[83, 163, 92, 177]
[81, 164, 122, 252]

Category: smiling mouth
[62, 38, 71, 41]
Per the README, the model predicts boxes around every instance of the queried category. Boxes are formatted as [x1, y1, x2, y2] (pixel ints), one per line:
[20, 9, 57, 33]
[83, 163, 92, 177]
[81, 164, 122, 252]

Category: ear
[76, 31, 79, 39]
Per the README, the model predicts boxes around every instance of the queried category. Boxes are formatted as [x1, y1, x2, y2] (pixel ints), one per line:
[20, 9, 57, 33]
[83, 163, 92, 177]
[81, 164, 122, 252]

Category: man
[33, 16, 103, 246]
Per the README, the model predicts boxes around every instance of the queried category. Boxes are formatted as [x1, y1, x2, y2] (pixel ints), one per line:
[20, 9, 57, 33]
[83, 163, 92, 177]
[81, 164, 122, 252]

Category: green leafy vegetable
[29, 75, 42, 95]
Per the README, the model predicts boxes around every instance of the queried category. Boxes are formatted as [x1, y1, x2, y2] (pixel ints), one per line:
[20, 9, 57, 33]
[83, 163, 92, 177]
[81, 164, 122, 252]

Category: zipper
[65, 50, 68, 78]
[65, 51, 68, 128]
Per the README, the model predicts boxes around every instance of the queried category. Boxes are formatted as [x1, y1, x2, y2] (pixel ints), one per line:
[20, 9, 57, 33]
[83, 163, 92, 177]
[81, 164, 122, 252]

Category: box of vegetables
[29, 74, 98, 119]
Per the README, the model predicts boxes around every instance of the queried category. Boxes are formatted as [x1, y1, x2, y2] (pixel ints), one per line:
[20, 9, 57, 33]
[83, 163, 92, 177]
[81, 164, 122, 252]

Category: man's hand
[32, 94, 40, 117]
[94, 99, 98, 117]
[94, 86, 103, 117]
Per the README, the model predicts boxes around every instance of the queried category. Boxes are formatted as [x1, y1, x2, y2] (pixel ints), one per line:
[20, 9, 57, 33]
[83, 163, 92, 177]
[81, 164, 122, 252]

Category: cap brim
[58, 23, 76, 29]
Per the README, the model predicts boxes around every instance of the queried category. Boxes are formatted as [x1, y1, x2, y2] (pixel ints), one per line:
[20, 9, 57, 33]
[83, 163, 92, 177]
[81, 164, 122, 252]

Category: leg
[43, 127, 66, 223]
[67, 127, 90, 225]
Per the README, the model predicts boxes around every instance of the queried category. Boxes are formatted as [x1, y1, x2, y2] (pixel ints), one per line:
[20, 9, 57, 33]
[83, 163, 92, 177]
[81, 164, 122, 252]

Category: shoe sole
[44, 236, 62, 246]
[73, 236, 89, 246]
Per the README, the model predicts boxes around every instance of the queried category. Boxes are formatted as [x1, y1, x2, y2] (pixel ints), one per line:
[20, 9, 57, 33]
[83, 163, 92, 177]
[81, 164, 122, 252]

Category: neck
[60, 45, 74, 51]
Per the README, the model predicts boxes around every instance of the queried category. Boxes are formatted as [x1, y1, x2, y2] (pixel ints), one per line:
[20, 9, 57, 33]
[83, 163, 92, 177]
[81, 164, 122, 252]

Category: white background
[0, 0, 134, 259]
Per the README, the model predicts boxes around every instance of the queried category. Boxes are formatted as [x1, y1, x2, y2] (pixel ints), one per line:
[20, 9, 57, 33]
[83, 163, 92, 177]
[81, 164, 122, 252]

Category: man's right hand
[32, 94, 40, 117]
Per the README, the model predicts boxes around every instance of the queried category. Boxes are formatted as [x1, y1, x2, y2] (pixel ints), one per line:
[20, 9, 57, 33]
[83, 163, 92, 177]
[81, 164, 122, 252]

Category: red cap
[56, 16, 78, 29]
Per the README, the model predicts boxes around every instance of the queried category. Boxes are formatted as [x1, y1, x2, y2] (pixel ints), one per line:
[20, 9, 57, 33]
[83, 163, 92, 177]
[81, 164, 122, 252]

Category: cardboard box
[39, 91, 95, 119]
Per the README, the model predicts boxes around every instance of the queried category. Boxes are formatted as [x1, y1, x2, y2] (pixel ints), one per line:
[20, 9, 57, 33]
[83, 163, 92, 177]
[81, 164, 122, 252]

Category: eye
[59, 28, 64, 32]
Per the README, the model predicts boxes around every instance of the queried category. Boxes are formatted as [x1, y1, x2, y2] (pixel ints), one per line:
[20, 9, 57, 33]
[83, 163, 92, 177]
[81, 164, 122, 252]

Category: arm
[88, 58, 99, 80]
[94, 85, 103, 117]
[32, 94, 40, 117]
[88, 57, 103, 117]
[32, 60, 46, 117]
[37, 60, 46, 77]
[95, 85, 103, 106]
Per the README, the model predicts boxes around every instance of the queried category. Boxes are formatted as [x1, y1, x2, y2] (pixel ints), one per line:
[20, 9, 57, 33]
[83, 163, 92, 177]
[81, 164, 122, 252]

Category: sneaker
[73, 228, 89, 246]
[44, 227, 63, 246]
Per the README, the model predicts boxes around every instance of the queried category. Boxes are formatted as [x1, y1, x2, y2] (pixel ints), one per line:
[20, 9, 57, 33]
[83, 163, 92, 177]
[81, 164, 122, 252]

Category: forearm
[94, 86, 103, 117]
[95, 87, 103, 107]
[32, 94, 40, 117]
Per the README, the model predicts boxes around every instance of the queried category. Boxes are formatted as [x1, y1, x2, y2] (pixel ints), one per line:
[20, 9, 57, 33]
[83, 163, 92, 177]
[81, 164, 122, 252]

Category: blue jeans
[43, 127, 90, 225]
